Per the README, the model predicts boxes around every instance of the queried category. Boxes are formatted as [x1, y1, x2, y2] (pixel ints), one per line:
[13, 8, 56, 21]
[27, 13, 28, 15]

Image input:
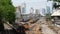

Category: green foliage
[45, 12, 51, 20]
[0, 0, 15, 24]
[53, 0, 60, 2]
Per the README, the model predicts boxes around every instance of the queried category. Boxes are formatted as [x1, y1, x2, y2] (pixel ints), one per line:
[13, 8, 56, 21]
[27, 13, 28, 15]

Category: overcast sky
[11, 0, 53, 16]
[11, 0, 47, 7]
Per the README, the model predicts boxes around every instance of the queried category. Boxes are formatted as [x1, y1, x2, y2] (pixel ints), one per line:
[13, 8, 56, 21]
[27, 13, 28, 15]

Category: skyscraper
[35, 9, 40, 14]
[15, 6, 22, 23]
[22, 3, 26, 14]
[46, 6, 50, 13]
[42, 8, 46, 15]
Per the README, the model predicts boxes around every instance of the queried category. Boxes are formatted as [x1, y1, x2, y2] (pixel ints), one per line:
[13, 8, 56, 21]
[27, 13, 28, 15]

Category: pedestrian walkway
[41, 24, 57, 34]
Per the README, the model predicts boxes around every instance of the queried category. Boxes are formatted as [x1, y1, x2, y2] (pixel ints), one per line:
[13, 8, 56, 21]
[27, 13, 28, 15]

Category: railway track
[2, 15, 40, 34]
[26, 18, 42, 34]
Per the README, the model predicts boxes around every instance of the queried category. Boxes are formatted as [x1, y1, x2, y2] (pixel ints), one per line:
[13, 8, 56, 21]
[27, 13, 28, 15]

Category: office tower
[46, 6, 50, 13]
[22, 3, 26, 14]
[35, 9, 40, 14]
[15, 6, 22, 23]
[42, 8, 46, 15]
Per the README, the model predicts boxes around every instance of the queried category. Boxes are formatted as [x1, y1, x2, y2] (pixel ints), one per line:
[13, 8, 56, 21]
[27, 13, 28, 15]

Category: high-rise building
[15, 6, 22, 23]
[21, 3, 26, 14]
[42, 8, 46, 15]
[15, 6, 21, 18]
[30, 8, 34, 14]
[35, 9, 40, 14]
[46, 6, 50, 13]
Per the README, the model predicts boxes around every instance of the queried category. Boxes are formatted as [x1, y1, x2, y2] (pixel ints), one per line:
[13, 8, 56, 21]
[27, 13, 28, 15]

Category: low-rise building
[51, 8, 60, 25]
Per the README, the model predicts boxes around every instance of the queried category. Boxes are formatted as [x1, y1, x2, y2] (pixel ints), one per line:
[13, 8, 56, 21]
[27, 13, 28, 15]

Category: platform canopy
[51, 10, 60, 16]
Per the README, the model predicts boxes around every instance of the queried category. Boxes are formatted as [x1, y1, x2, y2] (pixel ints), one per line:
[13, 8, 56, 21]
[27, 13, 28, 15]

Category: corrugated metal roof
[51, 10, 60, 16]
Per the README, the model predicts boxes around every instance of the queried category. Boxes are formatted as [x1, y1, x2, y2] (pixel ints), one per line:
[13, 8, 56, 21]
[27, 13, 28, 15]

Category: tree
[0, 0, 15, 31]
[45, 12, 51, 21]
[53, 0, 60, 2]
[1, 0, 15, 23]
[46, 13, 51, 19]
[53, 0, 60, 9]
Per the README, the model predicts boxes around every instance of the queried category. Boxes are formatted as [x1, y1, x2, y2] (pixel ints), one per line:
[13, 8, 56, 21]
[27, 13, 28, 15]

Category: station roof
[51, 10, 60, 16]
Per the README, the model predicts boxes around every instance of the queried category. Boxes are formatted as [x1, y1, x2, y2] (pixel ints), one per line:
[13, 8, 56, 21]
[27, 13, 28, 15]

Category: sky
[11, 0, 47, 7]
[11, 0, 53, 16]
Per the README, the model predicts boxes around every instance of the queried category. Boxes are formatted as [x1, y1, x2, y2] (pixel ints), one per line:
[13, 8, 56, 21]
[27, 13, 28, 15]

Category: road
[26, 17, 57, 34]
